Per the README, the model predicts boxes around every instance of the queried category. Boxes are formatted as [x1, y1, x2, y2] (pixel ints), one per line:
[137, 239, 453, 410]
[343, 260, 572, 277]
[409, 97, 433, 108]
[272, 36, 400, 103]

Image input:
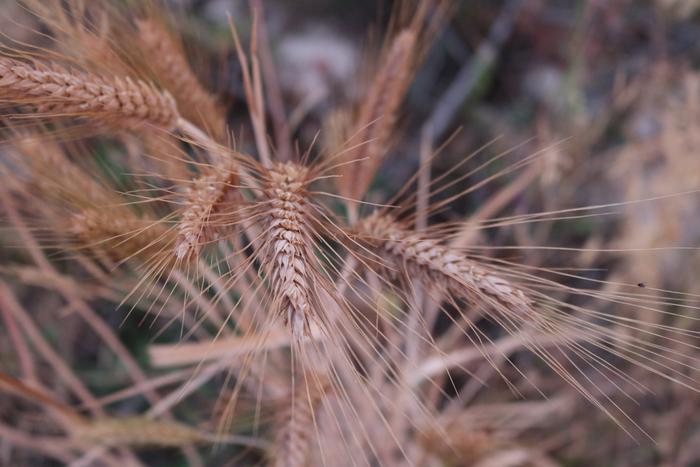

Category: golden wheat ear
[256, 162, 335, 340]
[174, 158, 239, 262]
[0, 58, 179, 130]
[356, 212, 531, 314]
[136, 18, 227, 140]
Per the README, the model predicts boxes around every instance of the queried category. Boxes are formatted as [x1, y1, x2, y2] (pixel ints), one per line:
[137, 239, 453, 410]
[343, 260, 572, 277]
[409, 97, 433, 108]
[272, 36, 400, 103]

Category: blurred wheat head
[0, 1, 698, 466]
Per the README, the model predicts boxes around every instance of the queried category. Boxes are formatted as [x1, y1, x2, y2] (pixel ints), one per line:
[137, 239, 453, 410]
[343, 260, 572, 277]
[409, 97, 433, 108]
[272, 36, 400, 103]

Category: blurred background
[2, 0, 700, 465]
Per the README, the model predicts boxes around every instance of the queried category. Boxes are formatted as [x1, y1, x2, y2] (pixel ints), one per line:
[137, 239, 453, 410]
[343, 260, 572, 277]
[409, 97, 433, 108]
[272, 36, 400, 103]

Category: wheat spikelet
[261, 162, 320, 338]
[72, 417, 204, 447]
[137, 19, 226, 139]
[357, 213, 532, 313]
[274, 374, 330, 467]
[0, 58, 179, 130]
[175, 160, 238, 261]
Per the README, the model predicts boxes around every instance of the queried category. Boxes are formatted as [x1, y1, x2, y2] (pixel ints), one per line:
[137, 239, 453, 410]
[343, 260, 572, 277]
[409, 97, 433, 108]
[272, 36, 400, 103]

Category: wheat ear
[357, 214, 531, 313]
[175, 160, 239, 261]
[137, 19, 226, 139]
[71, 209, 174, 264]
[337, 30, 416, 202]
[0, 58, 179, 129]
[261, 162, 321, 339]
[274, 374, 330, 467]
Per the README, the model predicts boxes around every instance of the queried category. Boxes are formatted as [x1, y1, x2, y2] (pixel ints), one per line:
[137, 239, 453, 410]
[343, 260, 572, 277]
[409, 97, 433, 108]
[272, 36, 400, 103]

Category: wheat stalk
[0, 57, 179, 130]
[336, 29, 416, 204]
[137, 19, 226, 139]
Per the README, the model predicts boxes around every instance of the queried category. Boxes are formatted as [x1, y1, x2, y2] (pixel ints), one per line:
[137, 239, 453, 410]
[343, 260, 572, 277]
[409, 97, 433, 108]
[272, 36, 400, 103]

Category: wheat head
[0, 58, 179, 130]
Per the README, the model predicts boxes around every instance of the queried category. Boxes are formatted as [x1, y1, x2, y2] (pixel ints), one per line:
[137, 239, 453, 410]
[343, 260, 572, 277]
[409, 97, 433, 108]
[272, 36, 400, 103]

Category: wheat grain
[0, 58, 179, 130]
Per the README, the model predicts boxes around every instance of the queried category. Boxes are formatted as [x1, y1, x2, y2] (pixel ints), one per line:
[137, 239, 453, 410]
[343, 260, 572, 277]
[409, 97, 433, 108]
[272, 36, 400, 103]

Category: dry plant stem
[410, 331, 582, 387]
[250, 0, 293, 161]
[0, 281, 102, 412]
[1, 299, 36, 380]
[73, 417, 203, 447]
[149, 327, 322, 368]
[74, 416, 267, 449]
[0, 423, 75, 464]
[137, 19, 225, 140]
[424, 0, 523, 143]
[262, 162, 320, 338]
[0, 58, 179, 129]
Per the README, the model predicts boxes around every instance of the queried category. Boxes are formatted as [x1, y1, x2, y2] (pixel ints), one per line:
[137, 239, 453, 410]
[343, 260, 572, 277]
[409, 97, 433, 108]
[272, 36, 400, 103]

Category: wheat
[0, 58, 179, 130]
[357, 213, 531, 313]
[175, 160, 239, 261]
[261, 162, 322, 339]
[274, 374, 330, 467]
[71, 209, 174, 264]
[137, 19, 226, 139]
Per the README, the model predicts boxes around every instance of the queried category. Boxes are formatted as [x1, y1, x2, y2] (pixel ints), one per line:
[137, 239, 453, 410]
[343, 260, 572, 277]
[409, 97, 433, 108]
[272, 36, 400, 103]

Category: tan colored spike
[0, 58, 179, 130]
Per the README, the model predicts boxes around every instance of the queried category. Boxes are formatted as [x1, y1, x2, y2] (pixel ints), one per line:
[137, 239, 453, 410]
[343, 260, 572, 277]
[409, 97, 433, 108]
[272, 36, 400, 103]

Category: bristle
[0, 58, 179, 130]
[137, 19, 226, 139]
[261, 162, 320, 339]
[357, 213, 531, 313]
[175, 160, 238, 262]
